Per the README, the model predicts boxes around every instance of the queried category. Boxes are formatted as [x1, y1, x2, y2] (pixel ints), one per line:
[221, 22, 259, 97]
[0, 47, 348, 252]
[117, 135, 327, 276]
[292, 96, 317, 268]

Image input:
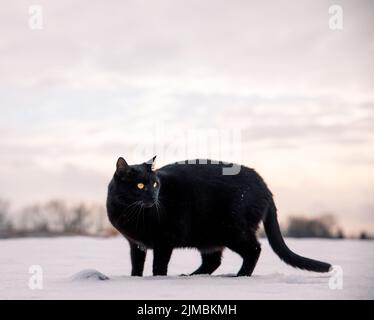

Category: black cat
[106, 157, 331, 276]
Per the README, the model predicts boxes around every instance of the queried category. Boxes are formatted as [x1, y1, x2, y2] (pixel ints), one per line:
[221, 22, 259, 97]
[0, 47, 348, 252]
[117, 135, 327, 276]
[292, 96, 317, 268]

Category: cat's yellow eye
[153, 182, 158, 188]
[137, 183, 144, 190]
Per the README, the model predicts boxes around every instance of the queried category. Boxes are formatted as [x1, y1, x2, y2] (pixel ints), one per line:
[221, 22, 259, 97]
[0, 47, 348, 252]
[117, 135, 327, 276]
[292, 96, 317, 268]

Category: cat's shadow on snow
[71, 269, 330, 285]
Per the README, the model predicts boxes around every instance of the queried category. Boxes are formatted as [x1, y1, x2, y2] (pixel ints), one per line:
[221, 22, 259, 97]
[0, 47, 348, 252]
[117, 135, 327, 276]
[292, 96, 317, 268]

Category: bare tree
[359, 232, 370, 240]
[44, 200, 68, 232]
[286, 214, 337, 238]
[20, 204, 50, 233]
[64, 203, 92, 234]
[0, 198, 12, 237]
[89, 204, 109, 235]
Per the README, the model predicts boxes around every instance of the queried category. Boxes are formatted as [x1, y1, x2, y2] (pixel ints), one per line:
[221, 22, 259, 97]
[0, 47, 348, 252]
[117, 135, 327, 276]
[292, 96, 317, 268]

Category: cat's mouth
[141, 201, 155, 208]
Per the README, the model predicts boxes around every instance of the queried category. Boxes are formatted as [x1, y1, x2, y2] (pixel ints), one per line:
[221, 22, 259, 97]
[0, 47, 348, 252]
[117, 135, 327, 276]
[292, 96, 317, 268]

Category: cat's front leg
[130, 242, 147, 276]
[153, 246, 173, 276]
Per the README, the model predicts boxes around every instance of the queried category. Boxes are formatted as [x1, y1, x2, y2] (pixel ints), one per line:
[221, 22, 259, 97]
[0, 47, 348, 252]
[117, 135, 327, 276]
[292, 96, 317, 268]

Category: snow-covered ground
[0, 236, 373, 299]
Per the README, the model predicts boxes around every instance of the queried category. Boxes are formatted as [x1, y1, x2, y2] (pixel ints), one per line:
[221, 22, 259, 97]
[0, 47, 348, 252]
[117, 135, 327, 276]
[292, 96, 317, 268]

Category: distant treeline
[0, 198, 116, 239]
[279, 214, 370, 240]
[258, 213, 371, 240]
[0, 197, 372, 239]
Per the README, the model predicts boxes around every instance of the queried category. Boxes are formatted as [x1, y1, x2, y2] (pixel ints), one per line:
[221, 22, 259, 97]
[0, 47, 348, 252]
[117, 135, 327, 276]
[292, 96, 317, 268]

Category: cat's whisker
[155, 199, 162, 224]
[125, 205, 138, 223]
[121, 201, 143, 225]
[142, 205, 145, 228]
[156, 199, 165, 221]
[123, 201, 138, 216]
[128, 205, 141, 224]
[115, 202, 137, 225]
[135, 203, 143, 232]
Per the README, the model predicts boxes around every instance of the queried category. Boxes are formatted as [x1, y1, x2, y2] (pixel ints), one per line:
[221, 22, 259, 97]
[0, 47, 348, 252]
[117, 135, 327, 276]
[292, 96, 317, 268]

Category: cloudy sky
[0, 0, 373, 233]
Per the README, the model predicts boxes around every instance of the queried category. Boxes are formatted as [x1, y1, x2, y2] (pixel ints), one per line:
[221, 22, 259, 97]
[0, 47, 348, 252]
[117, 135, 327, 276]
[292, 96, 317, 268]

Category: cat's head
[111, 156, 160, 208]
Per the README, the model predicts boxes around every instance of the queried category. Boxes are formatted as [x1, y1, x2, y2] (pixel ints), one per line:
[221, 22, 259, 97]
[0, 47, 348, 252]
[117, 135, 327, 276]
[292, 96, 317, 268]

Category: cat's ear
[116, 157, 129, 173]
[145, 155, 157, 171]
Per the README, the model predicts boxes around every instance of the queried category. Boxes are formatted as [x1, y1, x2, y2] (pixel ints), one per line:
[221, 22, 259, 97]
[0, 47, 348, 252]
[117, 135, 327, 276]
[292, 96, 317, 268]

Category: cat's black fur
[106, 157, 331, 277]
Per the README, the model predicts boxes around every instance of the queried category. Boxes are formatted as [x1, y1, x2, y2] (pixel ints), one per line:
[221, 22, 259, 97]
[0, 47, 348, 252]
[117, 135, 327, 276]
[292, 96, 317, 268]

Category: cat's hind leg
[190, 250, 222, 275]
[227, 234, 261, 277]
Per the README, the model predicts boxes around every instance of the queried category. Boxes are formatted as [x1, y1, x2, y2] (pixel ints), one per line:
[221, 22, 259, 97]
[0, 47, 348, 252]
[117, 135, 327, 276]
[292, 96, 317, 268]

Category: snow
[71, 269, 109, 281]
[0, 236, 373, 299]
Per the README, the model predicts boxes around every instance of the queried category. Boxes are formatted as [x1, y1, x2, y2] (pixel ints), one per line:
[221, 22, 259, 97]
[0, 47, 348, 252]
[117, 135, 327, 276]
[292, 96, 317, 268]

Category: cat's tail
[263, 199, 332, 273]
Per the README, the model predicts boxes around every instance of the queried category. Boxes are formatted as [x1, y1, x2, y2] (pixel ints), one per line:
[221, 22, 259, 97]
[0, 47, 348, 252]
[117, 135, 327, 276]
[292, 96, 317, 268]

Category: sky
[0, 0, 373, 234]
